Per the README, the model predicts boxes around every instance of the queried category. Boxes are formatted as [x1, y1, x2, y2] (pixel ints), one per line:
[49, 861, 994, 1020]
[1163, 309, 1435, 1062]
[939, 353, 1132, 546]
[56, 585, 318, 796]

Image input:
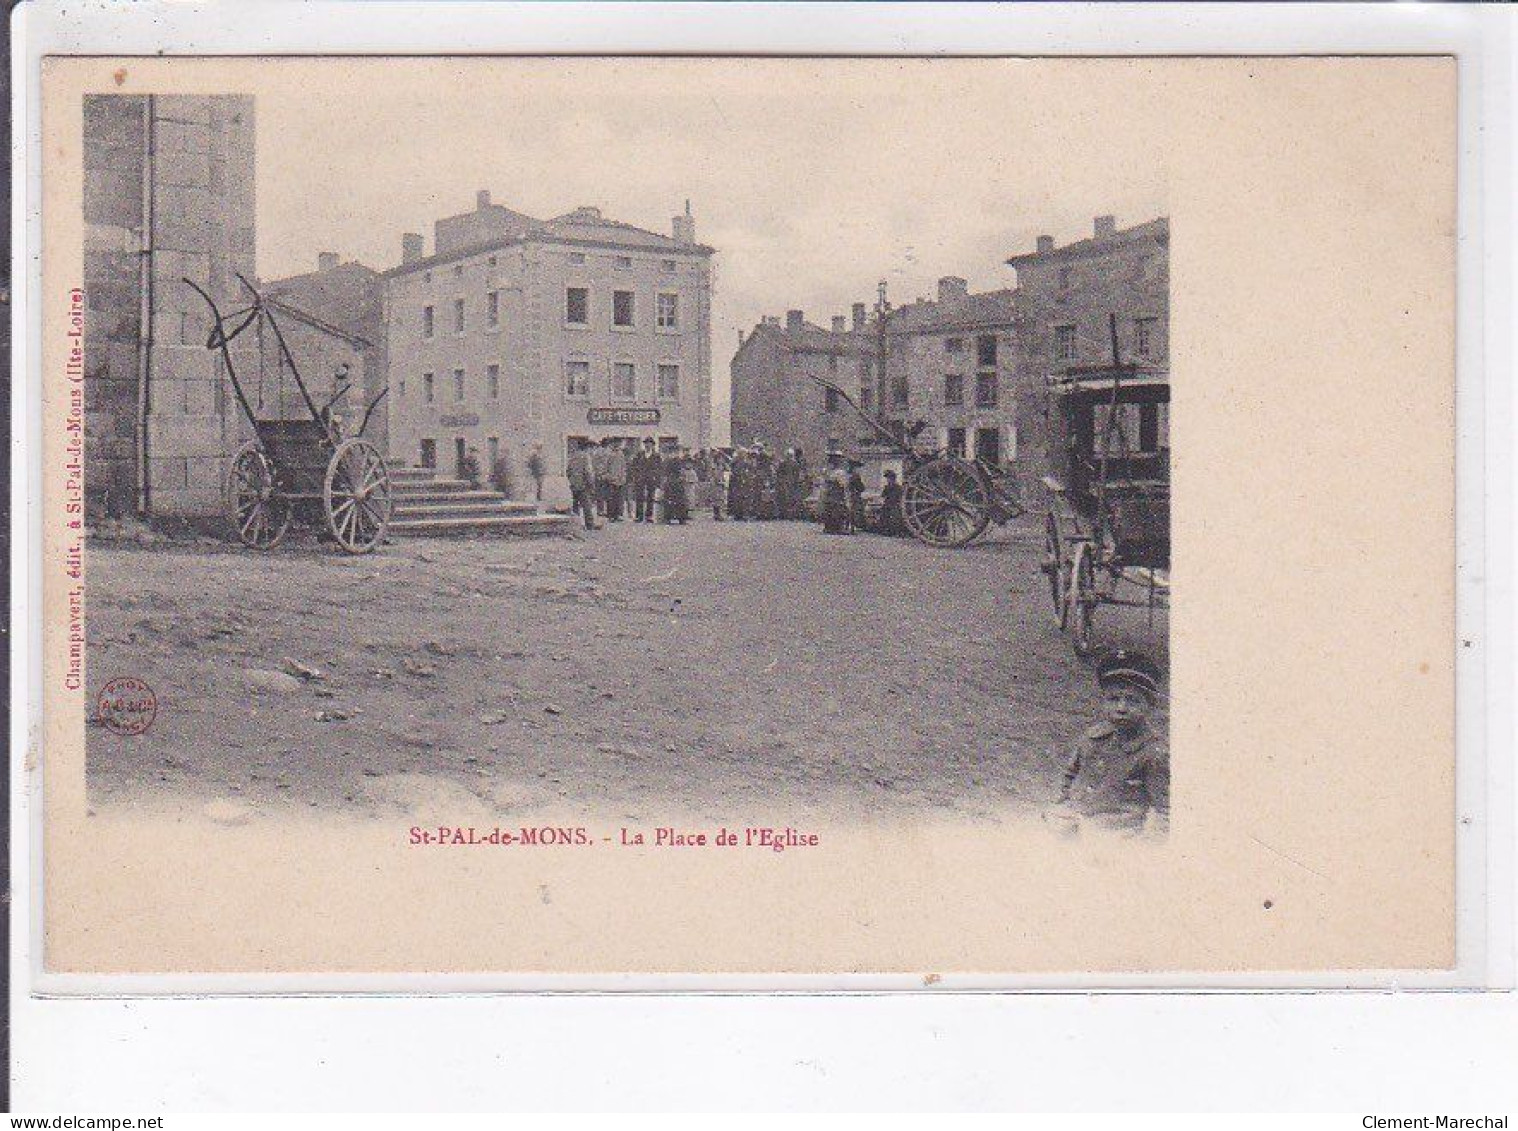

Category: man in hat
[1045, 649, 1168, 837]
[820, 449, 852, 535]
[565, 438, 599, 531]
[630, 437, 661, 523]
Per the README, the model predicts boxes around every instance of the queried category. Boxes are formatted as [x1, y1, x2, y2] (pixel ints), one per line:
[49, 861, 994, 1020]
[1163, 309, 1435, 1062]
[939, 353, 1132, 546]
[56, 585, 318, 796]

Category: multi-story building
[731, 278, 1020, 473]
[729, 304, 873, 461]
[878, 278, 1020, 469]
[82, 93, 256, 519]
[383, 192, 714, 503]
[1005, 214, 1170, 488]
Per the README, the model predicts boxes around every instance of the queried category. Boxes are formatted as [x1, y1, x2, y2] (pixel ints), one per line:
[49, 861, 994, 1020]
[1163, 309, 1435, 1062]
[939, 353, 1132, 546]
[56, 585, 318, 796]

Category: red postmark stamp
[96, 677, 157, 736]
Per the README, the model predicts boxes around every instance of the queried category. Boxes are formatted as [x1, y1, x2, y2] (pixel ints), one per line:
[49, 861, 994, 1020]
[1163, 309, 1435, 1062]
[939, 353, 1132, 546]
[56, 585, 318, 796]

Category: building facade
[1006, 215, 1170, 488]
[729, 304, 872, 462]
[82, 93, 256, 519]
[383, 192, 714, 503]
[731, 279, 1021, 477]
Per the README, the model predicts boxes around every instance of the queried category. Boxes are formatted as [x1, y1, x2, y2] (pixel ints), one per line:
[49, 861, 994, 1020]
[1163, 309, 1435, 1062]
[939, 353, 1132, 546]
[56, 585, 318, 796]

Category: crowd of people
[561, 438, 904, 535]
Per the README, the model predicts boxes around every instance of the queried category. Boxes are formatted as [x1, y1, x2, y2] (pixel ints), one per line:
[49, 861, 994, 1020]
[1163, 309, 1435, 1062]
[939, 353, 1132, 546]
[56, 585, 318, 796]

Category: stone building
[264, 255, 387, 446]
[877, 279, 1020, 469]
[383, 192, 715, 503]
[729, 304, 873, 462]
[1005, 215, 1170, 488]
[82, 93, 256, 519]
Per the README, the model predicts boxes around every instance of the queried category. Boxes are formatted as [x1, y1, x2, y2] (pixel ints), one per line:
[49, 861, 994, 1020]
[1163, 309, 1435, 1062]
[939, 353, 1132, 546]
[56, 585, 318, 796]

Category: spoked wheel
[324, 439, 393, 554]
[1068, 540, 1099, 656]
[902, 457, 993, 548]
[1042, 511, 1067, 625]
[225, 441, 290, 550]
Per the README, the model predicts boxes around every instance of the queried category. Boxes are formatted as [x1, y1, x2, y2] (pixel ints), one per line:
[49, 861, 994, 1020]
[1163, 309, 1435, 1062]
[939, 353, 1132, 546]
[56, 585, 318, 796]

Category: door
[975, 427, 1001, 465]
[455, 437, 467, 479]
[419, 438, 436, 469]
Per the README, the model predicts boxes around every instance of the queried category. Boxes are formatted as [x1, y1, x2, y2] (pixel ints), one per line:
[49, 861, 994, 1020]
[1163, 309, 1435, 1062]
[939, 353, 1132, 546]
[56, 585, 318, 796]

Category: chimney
[477, 189, 492, 211]
[1094, 215, 1116, 239]
[401, 232, 424, 264]
[318, 251, 339, 273]
[762, 315, 780, 327]
[1036, 235, 1054, 255]
[937, 276, 968, 304]
[852, 302, 866, 330]
[672, 199, 695, 245]
[573, 205, 602, 220]
[831, 315, 846, 333]
[786, 309, 805, 332]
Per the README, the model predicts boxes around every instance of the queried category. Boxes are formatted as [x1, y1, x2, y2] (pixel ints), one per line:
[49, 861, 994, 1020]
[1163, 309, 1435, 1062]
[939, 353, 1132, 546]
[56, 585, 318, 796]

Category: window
[615, 255, 633, 269]
[424, 270, 433, 284]
[657, 363, 680, 400]
[860, 385, 874, 410]
[423, 372, 435, 403]
[826, 437, 842, 452]
[660, 259, 676, 272]
[1135, 317, 1158, 358]
[977, 334, 997, 368]
[943, 374, 964, 407]
[827, 354, 838, 374]
[487, 290, 500, 328]
[825, 387, 841, 413]
[453, 368, 466, 402]
[569, 252, 586, 265]
[1055, 324, 1077, 362]
[453, 298, 465, 333]
[1139, 404, 1160, 452]
[947, 427, 967, 458]
[891, 374, 909, 409]
[422, 305, 434, 338]
[420, 438, 436, 468]
[565, 360, 590, 398]
[944, 337, 965, 354]
[612, 362, 636, 399]
[612, 290, 635, 327]
[487, 437, 499, 468]
[487, 364, 500, 399]
[452, 265, 463, 278]
[488, 256, 497, 268]
[1059, 266, 1074, 291]
[656, 292, 679, 330]
[398, 378, 406, 398]
[976, 372, 998, 408]
[566, 287, 589, 325]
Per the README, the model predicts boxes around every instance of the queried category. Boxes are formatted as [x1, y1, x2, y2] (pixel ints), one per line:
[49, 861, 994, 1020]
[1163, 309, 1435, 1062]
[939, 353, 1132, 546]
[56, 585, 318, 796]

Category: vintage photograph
[39, 55, 1457, 979]
[78, 68, 1169, 838]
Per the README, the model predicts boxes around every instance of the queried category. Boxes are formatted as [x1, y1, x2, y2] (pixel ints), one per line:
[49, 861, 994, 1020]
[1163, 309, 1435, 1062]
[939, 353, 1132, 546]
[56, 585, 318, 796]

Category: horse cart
[1041, 361, 1170, 655]
[184, 274, 394, 553]
[808, 375, 1024, 548]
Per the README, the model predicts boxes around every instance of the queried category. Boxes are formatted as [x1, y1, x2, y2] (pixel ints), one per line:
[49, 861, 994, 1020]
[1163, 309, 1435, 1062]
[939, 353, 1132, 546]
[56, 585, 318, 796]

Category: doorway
[454, 437, 467, 479]
[419, 438, 437, 469]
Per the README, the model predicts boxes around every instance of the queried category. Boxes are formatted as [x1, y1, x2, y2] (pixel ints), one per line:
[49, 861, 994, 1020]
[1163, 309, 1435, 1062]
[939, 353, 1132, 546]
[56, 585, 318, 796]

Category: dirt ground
[85, 516, 1167, 824]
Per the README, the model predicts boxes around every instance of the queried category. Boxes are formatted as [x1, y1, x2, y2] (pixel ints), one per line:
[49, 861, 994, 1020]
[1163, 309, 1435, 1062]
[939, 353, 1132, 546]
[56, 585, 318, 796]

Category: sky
[247, 58, 1168, 434]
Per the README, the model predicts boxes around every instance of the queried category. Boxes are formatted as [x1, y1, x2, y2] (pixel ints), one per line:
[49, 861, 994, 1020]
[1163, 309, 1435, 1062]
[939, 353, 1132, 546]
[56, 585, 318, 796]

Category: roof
[1006, 217, 1169, 268]
[385, 204, 715, 278]
[264, 260, 383, 343]
[742, 319, 872, 357]
[885, 288, 1016, 335]
[263, 295, 375, 349]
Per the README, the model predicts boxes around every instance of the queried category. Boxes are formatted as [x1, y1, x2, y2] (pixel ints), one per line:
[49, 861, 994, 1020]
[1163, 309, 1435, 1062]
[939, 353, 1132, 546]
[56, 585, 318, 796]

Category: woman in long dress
[820, 450, 851, 535]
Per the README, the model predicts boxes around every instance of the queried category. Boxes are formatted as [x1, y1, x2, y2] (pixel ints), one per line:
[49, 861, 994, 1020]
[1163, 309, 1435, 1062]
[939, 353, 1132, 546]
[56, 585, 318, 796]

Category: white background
[10, 1, 1517, 1112]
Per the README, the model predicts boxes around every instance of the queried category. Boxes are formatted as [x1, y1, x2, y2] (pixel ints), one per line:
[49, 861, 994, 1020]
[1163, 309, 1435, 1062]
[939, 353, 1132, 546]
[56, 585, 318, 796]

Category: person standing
[848, 460, 868, 532]
[878, 468, 905, 535]
[727, 450, 749, 521]
[565, 438, 599, 531]
[662, 448, 690, 524]
[599, 439, 628, 521]
[631, 438, 661, 523]
[820, 450, 851, 535]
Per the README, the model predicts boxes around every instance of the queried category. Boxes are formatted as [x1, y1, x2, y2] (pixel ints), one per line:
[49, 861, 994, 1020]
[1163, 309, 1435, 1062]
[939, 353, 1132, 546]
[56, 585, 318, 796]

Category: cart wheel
[1042, 511, 1067, 624]
[1069, 541, 1098, 656]
[902, 457, 993, 548]
[225, 441, 290, 550]
[324, 439, 392, 554]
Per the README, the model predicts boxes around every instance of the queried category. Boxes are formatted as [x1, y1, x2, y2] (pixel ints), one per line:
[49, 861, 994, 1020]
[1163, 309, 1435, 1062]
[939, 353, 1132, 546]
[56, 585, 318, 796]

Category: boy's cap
[1095, 649, 1163, 698]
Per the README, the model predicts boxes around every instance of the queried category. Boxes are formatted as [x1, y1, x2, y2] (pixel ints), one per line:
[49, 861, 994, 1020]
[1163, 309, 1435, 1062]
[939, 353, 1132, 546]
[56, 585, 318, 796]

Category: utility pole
[875, 279, 892, 439]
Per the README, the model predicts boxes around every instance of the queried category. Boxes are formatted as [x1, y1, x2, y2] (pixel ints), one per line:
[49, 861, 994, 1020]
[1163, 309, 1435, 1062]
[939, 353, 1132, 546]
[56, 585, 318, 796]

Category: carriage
[1041, 361, 1170, 655]
[184, 274, 394, 553]
[806, 375, 1024, 547]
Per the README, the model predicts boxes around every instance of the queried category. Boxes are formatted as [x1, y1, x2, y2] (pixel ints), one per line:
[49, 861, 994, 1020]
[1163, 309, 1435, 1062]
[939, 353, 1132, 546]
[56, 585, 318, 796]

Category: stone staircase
[386, 466, 573, 538]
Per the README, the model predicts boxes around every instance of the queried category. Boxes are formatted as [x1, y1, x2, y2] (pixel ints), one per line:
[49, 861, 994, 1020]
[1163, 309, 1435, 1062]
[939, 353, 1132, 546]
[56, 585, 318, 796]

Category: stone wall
[82, 93, 256, 520]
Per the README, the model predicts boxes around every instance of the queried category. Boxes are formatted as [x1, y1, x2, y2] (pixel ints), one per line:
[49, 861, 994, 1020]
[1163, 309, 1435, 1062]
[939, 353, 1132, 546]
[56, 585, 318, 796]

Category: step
[390, 477, 471, 493]
[389, 467, 438, 481]
[387, 513, 576, 538]
[393, 500, 540, 520]
[392, 489, 515, 506]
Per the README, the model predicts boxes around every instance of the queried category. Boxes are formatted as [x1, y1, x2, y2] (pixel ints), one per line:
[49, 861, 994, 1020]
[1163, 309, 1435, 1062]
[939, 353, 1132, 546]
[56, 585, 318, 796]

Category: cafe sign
[588, 407, 661, 426]
[440, 412, 480, 428]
